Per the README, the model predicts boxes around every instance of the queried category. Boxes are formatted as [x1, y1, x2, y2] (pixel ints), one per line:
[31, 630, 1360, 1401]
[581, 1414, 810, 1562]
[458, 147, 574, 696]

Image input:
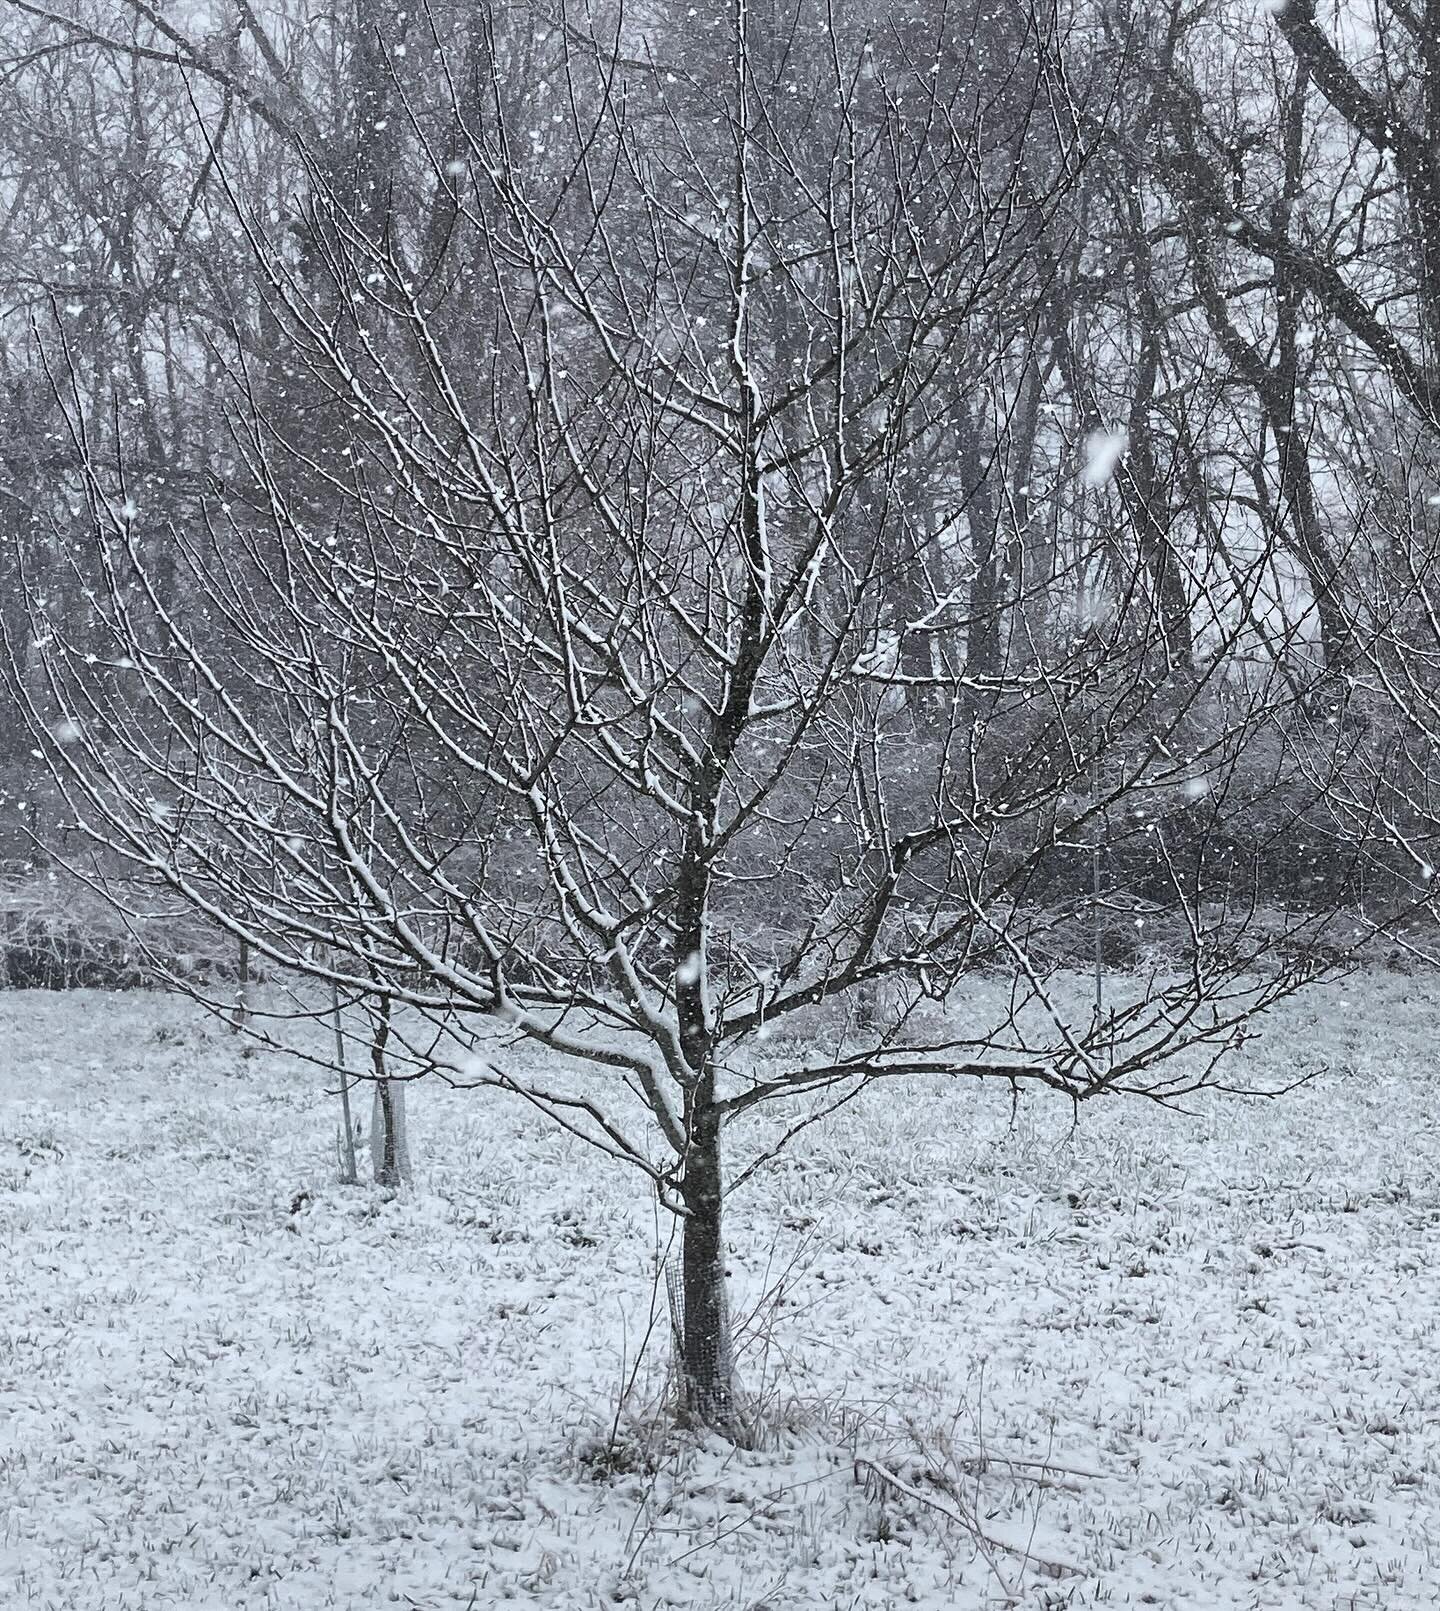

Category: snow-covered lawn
[1, 979, 1437, 1609]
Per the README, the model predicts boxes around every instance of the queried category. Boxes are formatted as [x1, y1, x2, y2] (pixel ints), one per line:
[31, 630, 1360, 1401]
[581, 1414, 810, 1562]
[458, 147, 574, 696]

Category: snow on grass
[0, 978, 1437, 1608]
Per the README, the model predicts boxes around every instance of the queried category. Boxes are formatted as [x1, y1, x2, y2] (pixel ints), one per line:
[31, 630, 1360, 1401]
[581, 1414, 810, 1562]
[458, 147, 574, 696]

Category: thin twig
[854, 1457, 1082, 1581]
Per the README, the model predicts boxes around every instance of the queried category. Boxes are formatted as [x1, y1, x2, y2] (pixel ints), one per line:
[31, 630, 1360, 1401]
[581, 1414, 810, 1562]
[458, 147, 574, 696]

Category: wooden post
[232, 937, 252, 1030]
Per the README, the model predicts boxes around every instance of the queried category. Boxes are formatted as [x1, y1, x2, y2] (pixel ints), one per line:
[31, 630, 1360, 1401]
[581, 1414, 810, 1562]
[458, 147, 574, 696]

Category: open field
[1, 980, 1438, 1609]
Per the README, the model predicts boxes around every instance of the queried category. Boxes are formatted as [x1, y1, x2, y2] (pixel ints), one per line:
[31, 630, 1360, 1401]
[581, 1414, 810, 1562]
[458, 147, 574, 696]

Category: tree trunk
[956, 405, 1003, 682]
[368, 995, 411, 1187]
[232, 937, 252, 1030]
[330, 973, 359, 1185]
[678, 1106, 738, 1435]
[370, 1079, 411, 1188]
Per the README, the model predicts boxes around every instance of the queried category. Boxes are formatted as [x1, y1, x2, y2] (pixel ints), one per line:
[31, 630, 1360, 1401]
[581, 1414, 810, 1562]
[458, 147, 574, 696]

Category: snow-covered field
[1, 979, 1437, 1609]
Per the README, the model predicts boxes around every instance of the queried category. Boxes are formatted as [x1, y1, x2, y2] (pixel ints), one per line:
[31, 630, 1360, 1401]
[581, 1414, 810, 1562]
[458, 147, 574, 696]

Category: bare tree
[7, 0, 1361, 1436]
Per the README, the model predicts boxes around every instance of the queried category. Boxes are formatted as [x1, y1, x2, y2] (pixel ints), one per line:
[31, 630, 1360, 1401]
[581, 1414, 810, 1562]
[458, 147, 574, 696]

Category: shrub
[0, 867, 240, 990]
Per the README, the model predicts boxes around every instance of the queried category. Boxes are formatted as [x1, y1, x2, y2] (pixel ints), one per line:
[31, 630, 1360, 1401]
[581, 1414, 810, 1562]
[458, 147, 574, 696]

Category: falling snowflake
[1081, 429, 1129, 489]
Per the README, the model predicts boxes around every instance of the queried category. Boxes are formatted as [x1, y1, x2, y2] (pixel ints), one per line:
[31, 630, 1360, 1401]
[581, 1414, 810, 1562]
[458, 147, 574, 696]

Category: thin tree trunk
[956, 404, 1003, 682]
[1000, 339, 1051, 669]
[371, 1079, 407, 1187]
[368, 995, 411, 1188]
[331, 973, 359, 1186]
[679, 1105, 737, 1434]
[233, 937, 252, 1030]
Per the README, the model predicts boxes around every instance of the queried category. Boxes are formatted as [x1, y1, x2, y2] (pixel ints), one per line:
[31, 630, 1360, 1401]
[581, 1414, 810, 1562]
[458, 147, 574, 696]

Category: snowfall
[1, 975, 1437, 1610]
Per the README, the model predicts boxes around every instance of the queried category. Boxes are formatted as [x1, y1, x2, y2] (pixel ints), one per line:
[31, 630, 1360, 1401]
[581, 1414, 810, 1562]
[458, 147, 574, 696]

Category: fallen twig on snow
[854, 1457, 1083, 1581]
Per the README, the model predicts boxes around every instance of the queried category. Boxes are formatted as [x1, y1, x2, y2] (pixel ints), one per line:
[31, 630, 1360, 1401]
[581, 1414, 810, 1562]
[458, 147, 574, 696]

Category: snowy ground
[1, 979, 1438, 1609]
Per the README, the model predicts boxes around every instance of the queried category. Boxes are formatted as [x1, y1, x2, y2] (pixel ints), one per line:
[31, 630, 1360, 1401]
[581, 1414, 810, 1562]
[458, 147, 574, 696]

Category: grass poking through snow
[0, 979, 1437, 1608]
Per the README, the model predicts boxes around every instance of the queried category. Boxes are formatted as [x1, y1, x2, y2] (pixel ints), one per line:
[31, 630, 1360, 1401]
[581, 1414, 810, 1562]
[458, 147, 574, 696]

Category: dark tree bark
[1172, 66, 1353, 677]
[1118, 181, 1194, 674]
[678, 1106, 737, 1431]
[957, 402, 1004, 682]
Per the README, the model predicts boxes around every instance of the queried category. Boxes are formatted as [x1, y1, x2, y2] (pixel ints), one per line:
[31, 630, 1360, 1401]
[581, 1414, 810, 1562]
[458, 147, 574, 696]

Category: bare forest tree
[1140, 0, 1440, 911]
[1, 0, 1389, 1435]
